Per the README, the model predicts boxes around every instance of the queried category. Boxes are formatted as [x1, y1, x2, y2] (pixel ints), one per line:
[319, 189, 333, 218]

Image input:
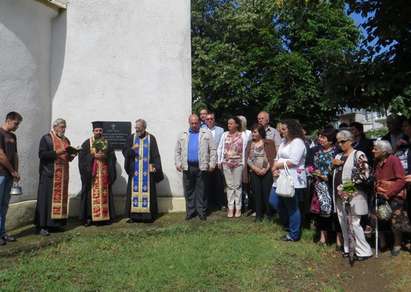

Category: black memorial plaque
[101, 121, 131, 150]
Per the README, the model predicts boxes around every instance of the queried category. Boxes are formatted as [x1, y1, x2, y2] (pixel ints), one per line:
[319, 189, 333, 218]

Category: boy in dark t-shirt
[0, 112, 22, 245]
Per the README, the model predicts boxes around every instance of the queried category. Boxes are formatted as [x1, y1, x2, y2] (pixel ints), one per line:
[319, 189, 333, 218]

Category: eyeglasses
[337, 140, 348, 144]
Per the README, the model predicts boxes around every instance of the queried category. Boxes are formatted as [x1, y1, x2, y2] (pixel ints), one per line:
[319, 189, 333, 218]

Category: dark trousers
[183, 165, 207, 218]
[315, 215, 332, 231]
[207, 168, 225, 210]
[250, 172, 273, 219]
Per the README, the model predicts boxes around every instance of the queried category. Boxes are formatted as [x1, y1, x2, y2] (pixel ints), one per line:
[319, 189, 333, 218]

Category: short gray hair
[336, 130, 353, 141]
[374, 140, 393, 154]
[52, 118, 66, 128]
[135, 119, 147, 129]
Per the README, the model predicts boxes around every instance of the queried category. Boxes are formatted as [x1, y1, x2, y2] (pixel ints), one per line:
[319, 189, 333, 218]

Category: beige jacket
[174, 128, 217, 171]
[332, 150, 369, 215]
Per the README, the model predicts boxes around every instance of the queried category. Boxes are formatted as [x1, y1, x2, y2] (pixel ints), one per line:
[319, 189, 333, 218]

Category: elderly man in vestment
[123, 119, 163, 223]
[78, 122, 117, 226]
[35, 119, 78, 236]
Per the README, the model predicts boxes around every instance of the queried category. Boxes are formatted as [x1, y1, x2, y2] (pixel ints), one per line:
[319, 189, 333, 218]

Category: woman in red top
[373, 140, 411, 256]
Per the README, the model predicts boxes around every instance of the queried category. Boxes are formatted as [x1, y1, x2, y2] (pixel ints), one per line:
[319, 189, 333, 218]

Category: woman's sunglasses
[337, 140, 348, 144]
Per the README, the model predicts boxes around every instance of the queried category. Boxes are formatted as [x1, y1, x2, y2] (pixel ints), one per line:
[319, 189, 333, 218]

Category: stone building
[0, 0, 191, 229]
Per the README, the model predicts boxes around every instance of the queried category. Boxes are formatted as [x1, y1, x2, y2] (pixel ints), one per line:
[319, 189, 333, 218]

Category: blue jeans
[0, 175, 13, 237]
[269, 187, 302, 241]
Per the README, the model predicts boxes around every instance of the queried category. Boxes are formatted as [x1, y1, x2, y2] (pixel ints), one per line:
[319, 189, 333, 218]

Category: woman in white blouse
[270, 119, 307, 241]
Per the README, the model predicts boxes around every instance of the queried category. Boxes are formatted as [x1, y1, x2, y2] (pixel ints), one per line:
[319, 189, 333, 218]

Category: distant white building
[337, 107, 387, 132]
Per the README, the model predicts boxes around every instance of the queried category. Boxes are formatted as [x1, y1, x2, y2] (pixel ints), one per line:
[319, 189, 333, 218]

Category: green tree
[192, 0, 360, 130]
[346, 0, 411, 115]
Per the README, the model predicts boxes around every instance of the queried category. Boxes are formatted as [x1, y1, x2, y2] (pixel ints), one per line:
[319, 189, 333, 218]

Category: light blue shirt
[208, 125, 224, 147]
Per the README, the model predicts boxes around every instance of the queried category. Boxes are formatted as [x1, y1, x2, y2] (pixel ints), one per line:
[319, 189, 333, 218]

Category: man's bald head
[257, 111, 270, 127]
[189, 114, 200, 132]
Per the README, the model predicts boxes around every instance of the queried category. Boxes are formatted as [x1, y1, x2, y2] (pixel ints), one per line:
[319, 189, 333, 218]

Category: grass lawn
[0, 212, 409, 291]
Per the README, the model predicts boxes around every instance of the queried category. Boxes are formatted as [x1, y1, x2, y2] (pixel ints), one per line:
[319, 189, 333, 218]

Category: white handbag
[276, 162, 295, 198]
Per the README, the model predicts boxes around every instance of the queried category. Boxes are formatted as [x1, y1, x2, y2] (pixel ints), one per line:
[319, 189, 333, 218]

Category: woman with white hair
[237, 115, 251, 142]
[332, 130, 372, 260]
[373, 140, 411, 256]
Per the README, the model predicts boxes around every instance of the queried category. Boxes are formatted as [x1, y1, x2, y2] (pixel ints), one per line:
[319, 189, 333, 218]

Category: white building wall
[0, 0, 57, 202]
[51, 0, 191, 199]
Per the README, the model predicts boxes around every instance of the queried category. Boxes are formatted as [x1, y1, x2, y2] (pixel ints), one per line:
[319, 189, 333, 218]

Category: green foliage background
[192, 0, 360, 130]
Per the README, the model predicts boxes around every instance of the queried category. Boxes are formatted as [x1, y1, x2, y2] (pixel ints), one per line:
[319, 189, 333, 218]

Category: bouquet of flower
[337, 181, 358, 202]
[306, 165, 316, 175]
[306, 165, 321, 178]
[92, 139, 108, 153]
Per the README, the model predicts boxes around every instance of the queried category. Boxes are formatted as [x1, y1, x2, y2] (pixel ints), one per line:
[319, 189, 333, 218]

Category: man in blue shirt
[175, 114, 216, 220]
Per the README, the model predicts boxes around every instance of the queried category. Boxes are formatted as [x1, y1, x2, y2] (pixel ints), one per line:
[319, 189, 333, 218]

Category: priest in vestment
[123, 119, 163, 222]
[78, 122, 117, 226]
[35, 118, 77, 236]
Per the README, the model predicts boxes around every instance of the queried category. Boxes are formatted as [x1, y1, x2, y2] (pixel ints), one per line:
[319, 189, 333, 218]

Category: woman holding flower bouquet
[332, 130, 372, 261]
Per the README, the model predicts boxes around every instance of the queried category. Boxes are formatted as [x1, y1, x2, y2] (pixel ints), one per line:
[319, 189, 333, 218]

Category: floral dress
[313, 147, 337, 216]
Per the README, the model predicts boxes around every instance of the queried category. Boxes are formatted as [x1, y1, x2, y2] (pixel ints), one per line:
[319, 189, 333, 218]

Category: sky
[349, 10, 393, 58]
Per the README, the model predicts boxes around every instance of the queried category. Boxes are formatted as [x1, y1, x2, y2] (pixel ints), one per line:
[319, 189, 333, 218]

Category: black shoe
[336, 245, 343, 252]
[0, 238, 6, 246]
[199, 216, 207, 221]
[280, 235, 297, 242]
[39, 229, 50, 236]
[185, 214, 195, 221]
[2, 234, 16, 242]
[84, 219, 92, 227]
[355, 255, 371, 261]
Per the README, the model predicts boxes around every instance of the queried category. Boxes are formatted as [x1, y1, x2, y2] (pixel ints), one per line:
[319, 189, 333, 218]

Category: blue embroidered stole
[130, 134, 150, 213]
